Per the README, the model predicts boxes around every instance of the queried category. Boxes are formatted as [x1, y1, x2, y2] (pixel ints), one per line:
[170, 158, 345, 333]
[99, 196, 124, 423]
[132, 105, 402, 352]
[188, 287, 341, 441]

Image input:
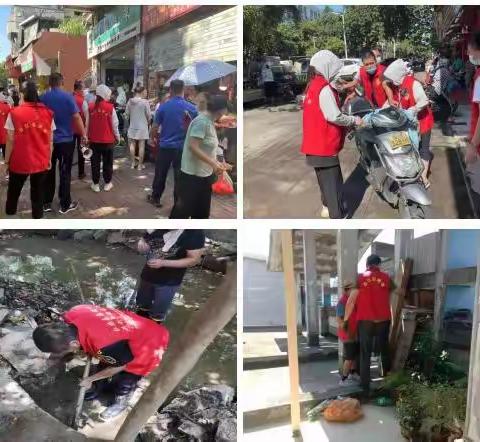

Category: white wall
[147, 7, 237, 73]
[243, 257, 286, 328]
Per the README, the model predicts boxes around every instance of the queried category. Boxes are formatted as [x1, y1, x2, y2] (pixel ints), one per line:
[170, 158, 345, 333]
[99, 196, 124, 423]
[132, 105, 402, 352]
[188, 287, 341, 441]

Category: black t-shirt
[140, 230, 205, 285]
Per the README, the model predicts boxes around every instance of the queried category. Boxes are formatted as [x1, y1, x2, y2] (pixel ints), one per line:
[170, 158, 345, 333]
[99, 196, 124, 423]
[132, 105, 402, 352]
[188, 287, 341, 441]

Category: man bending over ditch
[32, 304, 169, 421]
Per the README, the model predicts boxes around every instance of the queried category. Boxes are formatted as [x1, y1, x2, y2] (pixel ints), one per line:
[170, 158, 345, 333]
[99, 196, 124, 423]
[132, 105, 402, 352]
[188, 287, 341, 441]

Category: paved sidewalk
[0, 149, 236, 219]
[244, 406, 404, 442]
[244, 104, 473, 218]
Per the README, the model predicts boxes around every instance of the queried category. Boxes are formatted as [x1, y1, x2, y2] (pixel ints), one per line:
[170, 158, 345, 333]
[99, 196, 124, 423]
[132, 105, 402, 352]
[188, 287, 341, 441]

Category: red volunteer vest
[9, 102, 53, 174]
[301, 75, 347, 157]
[337, 292, 358, 342]
[73, 91, 85, 135]
[359, 64, 387, 108]
[470, 68, 480, 153]
[88, 100, 115, 144]
[0, 101, 11, 145]
[64, 304, 169, 376]
[356, 266, 391, 321]
[397, 75, 434, 134]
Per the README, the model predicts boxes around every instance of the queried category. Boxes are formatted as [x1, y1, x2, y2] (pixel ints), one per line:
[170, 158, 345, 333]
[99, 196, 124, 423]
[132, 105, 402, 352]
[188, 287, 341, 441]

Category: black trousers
[6, 170, 48, 219]
[170, 171, 213, 219]
[73, 135, 85, 177]
[91, 143, 114, 185]
[419, 131, 433, 162]
[314, 164, 346, 218]
[358, 320, 391, 392]
[151, 148, 182, 202]
[45, 141, 75, 211]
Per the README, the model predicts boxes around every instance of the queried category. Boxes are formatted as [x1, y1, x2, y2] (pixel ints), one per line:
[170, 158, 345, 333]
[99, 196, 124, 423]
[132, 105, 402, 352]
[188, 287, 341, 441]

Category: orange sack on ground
[323, 398, 363, 423]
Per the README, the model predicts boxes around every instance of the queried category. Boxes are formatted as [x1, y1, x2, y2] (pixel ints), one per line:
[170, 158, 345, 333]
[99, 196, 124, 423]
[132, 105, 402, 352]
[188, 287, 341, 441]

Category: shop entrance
[100, 43, 135, 89]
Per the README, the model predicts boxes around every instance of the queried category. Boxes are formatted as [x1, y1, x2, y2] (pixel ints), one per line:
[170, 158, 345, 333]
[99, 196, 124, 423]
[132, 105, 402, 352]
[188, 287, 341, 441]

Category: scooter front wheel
[398, 200, 430, 219]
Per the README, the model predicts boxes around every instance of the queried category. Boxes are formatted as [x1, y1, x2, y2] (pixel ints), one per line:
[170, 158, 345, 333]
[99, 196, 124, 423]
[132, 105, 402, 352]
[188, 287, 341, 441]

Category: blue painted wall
[444, 285, 475, 312]
[447, 230, 480, 269]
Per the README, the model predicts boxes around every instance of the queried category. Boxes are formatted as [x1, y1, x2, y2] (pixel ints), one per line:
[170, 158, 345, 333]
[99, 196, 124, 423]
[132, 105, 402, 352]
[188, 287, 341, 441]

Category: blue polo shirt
[40, 88, 79, 144]
[155, 96, 198, 149]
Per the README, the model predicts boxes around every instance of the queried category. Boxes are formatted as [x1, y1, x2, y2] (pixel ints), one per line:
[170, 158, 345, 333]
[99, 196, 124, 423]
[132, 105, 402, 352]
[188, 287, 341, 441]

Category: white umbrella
[165, 60, 236, 87]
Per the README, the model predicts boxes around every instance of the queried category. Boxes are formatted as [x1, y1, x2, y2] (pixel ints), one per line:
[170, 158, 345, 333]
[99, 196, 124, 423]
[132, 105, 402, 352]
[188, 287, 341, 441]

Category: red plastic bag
[212, 172, 234, 195]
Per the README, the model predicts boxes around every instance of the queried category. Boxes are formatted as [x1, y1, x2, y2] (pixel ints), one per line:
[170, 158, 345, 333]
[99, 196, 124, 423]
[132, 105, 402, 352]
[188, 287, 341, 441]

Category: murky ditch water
[0, 232, 236, 425]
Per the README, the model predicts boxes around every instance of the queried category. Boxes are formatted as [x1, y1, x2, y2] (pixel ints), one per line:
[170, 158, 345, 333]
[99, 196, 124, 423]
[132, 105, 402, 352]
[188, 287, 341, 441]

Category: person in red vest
[87, 84, 120, 193]
[465, 33, 480, 186]
[72, 80, 89, 180]
[4, 81, 54, 219]
[301, 50, 364, 219]
[384, 59, 435, 188]
[342, 49, 388, 108]
[350, 254, 393, 397]
[336, 280, 360, 386]
[0, 88, 12, 160]
[33, 304, 169, 421]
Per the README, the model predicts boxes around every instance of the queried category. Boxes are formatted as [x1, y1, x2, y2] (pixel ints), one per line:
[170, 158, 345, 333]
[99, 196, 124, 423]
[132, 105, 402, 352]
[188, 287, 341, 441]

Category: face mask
[366, 66, 377, 75]
[469, 54, 480, 66]
[376, 56, 382, 64]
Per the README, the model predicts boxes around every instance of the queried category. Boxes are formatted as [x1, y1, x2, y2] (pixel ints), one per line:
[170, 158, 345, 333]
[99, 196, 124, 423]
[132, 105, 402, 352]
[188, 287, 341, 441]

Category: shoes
[104, 182, 114, 191]
[338, 378, 357, 387]
[91, 183, 100, 192]
[43, 203, 52, 213]
[137, 164, 145, 170]
[59, 201, 79, 214]
[99, 394, 130, 421]
[131, 162, 136, 169]
[147, 194, 162, 208]
[320, 206, 330, 218]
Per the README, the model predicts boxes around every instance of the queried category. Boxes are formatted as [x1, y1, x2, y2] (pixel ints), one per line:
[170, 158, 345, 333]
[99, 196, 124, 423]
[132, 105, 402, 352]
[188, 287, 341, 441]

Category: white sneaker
[320, 206, 330, 218]
[137, 164, 145, 170]
[91, 183, 100, 192]
[104, 182, 114, 191]
[339, 378, 357, 387]
[130, 162, 136, 169]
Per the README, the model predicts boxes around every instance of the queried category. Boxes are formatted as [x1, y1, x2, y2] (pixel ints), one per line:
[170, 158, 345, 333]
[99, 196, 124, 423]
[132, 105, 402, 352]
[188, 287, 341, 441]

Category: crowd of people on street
[336, 254, 393, 397]
[0, 72, 234, 219]
[32, 229, 205, 421]
[301, 31, 480, 219]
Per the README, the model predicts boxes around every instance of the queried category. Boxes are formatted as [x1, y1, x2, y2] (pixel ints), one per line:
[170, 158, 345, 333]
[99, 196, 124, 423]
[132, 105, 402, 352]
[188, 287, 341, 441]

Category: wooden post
[465, 233, 480, 442]
[281, 230, 301, 436]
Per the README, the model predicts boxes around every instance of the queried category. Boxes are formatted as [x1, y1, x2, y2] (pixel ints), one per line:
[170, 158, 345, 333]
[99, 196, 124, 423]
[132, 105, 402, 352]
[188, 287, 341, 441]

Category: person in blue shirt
[40, 73, 87, 215]
[148, 79, 198, 208]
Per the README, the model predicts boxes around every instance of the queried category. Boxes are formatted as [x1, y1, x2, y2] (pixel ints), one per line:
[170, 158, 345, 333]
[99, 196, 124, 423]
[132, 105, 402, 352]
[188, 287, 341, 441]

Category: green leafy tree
[58, 16, 87, 37]
[243, 6, 300, 61]
[344, 6, 384, 56]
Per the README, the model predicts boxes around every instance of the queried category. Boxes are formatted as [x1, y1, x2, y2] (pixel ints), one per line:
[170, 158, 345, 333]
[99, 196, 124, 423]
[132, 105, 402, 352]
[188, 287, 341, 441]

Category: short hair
[206, 94, 228, 113]
[366, 254, 381, 267]
[360, 48, 376, 62]
[49, 73, 64, 88]
[21, 81, 39, 103]
[32, 322, 73, 353]
[170, 79, 184, 95]
[74, 80, 83, 91]
[469, 32, 480, 50]
[134, 85, 145, 94]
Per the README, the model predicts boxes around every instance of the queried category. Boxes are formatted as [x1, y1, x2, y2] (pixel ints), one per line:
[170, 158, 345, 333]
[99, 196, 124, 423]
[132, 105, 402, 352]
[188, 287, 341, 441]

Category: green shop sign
[87, 6, 141, 58]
